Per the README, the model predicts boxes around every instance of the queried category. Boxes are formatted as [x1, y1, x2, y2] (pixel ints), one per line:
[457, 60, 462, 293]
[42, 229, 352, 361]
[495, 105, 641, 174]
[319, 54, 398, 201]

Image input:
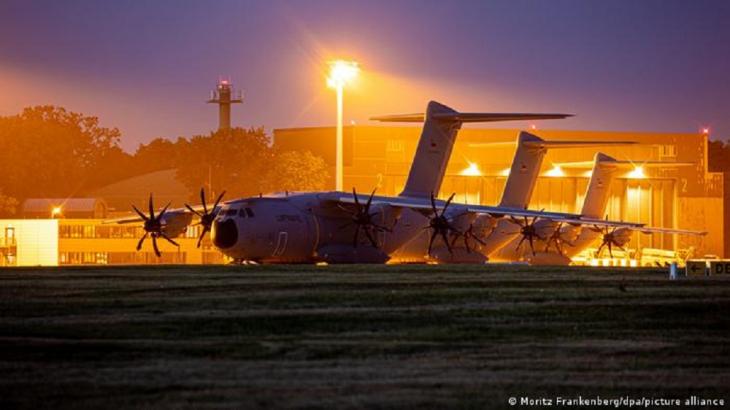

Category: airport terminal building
[275, 126, 726, 262]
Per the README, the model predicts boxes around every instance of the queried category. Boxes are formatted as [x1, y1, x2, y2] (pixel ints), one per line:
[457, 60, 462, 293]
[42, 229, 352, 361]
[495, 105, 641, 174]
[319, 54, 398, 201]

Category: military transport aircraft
[488, 154, 701, 265]
[112, 100, 669, 264]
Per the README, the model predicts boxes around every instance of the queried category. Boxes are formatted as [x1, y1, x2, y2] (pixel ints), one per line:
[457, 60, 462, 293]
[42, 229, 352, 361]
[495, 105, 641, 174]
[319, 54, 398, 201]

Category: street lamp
[327, 60, 359, 191]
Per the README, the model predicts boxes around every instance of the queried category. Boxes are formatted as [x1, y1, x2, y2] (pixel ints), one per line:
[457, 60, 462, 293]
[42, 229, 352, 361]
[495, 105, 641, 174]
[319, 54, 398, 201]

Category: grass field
[0, 264, 728, 409]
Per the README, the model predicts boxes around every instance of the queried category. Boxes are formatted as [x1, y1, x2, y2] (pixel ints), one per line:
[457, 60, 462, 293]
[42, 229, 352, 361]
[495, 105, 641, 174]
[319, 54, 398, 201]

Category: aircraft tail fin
[580, 153, 620, 218]
[496, 135, 636, 209]
[370, 101, 571, 199]
[578, 156, 694, 219]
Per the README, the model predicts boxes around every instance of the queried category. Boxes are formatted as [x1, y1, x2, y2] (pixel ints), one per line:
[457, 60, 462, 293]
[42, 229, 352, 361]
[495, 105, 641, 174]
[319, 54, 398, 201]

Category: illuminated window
[386, 140, 404, 152]
[660, 144, 676, 158]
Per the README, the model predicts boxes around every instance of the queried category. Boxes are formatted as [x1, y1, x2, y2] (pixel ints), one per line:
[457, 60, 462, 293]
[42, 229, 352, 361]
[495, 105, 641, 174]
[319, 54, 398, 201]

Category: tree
[0, 106, 121, 199]
[133, 137, 180, 174]
[0, 192, 18, 217]
[174, 127, 272, 200]
[262, 150, 330, 192]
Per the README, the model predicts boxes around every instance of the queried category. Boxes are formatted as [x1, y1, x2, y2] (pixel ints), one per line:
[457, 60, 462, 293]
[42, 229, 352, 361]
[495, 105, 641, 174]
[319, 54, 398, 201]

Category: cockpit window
[238, 209, 247, 218]
[245, 207, 254, 217]
[225, 209, 238, 216]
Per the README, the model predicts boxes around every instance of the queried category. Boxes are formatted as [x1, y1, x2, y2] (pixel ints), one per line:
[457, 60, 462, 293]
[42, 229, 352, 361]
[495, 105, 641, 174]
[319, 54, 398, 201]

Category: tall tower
[207, 79, 243, 131]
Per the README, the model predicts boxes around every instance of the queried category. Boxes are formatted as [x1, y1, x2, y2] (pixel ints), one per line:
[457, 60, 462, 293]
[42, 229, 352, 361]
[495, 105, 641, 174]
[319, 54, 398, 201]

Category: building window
[386, 139, 404, 152]
[660, 144, 676, 158]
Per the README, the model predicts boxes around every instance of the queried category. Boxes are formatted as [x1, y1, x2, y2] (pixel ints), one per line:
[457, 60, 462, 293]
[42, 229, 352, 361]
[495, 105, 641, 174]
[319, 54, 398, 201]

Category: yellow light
[582, 170, 593, 178]
[626, 166, 646, 179]
[499, 168, 511, 176]
[51, 206, 62, 218]
[327, 60, 359, 89]
[544, 165, 565, 177]
[459, 162, 482, 176]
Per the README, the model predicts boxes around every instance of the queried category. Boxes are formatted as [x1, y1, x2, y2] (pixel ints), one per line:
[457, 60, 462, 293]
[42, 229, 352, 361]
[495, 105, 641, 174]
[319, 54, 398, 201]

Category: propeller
[590, 215, 626, 258]
[543, 222, 570, 255]
[132, 194, 179, 257]
[594, 225, 626, 258]
[450, 223, 486, 254]
[505, 213, 546, 256]
[425, 192, 462, 256]
[184, 188, 226, 248]
[338, 188, 392, 247]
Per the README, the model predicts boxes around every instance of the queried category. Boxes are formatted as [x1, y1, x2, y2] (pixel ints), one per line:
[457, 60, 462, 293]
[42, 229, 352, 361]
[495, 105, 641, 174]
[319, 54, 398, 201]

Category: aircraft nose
[212, 218, 238, 249]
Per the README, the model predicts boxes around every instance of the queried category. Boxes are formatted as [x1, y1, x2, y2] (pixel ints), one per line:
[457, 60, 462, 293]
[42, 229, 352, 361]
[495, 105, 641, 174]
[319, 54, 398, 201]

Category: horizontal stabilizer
[555, 160, 695, 169]
[470, 140, 637, 148]
[371, 112, 572, 123]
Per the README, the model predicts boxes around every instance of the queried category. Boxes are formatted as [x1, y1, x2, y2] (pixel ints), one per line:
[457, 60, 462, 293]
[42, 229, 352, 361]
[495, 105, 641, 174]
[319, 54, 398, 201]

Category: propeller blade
[427, 231, 438, 256]
[365, 189, 376, 212]
[200, 188, 208, 214]
[136, 232, 148, 251]
[440, 230, 452, 254]
[152, 235, 161, 257]
[157, 202, 172, 220]
[196, 226, 209, 248]
[213, 190, 226, 210]
[469, 226, 486, 245]
[132, 205, 149, 221]
[516, 235, 526, 251]
[161, 233, 179, 247]
[508, 216, 523, 226]
[528, 234, 536, 256]
[352, 188, 361, 209]
[148, 194, 155, 220]
[608, 241, 614, 258]
[430, 192, 438, 215]
[442, 193, 456, 216]
[184, 203, 203, 217]
[363, 226, 378, 247]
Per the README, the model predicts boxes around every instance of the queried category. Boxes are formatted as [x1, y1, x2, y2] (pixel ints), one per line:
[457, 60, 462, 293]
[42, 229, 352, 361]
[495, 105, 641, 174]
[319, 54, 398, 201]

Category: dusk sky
[1, 0, 729, 151]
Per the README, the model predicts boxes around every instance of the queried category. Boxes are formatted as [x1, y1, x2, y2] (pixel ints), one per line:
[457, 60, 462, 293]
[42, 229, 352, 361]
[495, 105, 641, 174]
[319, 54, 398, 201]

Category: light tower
[207, 79, 243, 131]
[326, 60, 359, 191]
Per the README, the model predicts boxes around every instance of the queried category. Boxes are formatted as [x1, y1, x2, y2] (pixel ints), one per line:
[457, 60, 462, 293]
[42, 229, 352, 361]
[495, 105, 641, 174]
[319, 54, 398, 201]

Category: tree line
[0, 106, 329, 216]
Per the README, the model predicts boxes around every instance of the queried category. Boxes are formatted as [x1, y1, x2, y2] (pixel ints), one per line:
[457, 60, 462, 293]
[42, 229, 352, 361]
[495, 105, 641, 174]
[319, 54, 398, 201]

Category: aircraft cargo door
[270, 203, 315, 262]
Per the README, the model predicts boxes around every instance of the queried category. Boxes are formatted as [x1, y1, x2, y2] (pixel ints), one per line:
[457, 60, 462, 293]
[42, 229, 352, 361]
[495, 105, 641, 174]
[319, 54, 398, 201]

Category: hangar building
[274, 126, 725, 261]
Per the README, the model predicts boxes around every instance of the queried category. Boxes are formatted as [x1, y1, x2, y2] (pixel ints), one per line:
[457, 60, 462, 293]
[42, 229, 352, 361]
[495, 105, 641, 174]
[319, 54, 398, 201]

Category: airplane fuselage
[209, 192, 419, 263]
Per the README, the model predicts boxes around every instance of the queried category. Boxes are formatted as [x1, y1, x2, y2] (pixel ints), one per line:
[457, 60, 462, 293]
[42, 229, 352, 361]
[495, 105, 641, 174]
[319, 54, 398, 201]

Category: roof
[23, 198, 102, 213]
[91, 169, 189, 211]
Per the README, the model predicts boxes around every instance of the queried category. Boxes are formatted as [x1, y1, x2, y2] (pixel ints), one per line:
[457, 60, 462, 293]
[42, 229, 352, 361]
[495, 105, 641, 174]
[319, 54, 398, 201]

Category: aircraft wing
[635, 226, 707, 236]
[331, 193, 690, 232]
[102, 203, 219, 225]
[332, 193, 578, 220]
